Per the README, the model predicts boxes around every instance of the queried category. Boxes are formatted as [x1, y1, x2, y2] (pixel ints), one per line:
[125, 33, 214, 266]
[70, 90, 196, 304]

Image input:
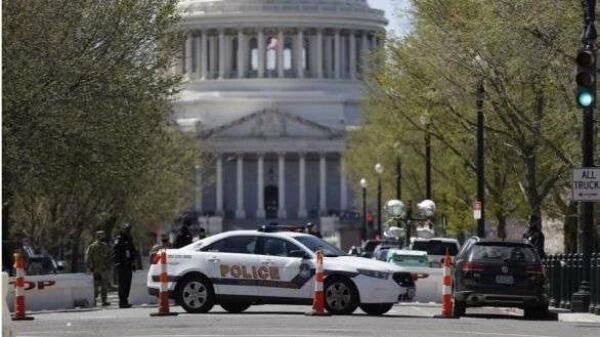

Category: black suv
[452, 237, 548, 319]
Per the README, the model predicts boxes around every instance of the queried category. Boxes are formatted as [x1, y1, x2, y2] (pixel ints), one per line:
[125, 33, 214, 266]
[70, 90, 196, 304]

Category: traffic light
[576, 47, 596, 108]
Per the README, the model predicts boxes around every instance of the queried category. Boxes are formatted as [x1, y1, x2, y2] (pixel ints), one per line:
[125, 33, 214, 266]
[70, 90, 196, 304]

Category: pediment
[200, 109, 342, 139]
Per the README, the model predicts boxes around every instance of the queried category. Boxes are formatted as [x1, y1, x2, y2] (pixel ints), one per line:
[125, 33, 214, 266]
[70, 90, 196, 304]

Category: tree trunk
[496, 211, 507, 240]
[563, 202, 578, 253]
[69, 225, 83, 273]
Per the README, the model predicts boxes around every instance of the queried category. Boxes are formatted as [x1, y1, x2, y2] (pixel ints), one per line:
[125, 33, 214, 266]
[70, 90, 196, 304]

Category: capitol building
[174, 0, 387, 232]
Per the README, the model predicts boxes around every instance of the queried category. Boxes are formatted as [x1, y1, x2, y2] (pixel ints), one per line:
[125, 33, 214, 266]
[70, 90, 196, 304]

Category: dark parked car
[358, 239, 382, 258]
[452, 237, 548, 319]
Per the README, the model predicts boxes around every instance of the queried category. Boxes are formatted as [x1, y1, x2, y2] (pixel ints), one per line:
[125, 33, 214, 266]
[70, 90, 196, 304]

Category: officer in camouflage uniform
[149, 233, 171, 256]
[85, 230, 112, 306]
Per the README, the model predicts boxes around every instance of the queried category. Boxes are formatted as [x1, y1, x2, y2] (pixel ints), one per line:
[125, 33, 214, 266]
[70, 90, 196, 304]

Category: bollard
[590, 253, 597, 314]
[552, 255, 561, 308]
[12, 252, 34, 321]
[545, 256, 553, 307]
[440, 250, 453, 318]
[305, 250, 330, 316]
[150, 250, 178, 317]
[566, 254, 574, 309]
[559, 254, 567, 308]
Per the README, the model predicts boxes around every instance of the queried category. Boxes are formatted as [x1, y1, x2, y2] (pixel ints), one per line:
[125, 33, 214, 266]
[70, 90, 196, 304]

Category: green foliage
[2, 0, 199, 264]
[346, 0, 581, 238]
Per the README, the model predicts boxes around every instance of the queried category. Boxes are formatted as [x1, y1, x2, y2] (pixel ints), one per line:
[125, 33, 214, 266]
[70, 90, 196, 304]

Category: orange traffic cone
[305, 250, 330, 316]
[441, 249, 453, 317]
[150, 250, 178, 317]
[12, 251, 34, 321]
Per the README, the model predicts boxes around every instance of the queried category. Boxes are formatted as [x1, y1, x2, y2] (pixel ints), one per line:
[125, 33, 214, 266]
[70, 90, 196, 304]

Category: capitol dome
[174, 0, 387, 229]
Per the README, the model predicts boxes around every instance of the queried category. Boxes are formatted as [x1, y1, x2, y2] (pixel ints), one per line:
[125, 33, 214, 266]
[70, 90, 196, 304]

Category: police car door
[256, 236, 314, 300]
[203, 235, 259, 297]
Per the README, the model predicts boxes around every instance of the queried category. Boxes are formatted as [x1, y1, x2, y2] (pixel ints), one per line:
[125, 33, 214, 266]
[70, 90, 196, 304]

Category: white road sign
[572, 168, 600, 201]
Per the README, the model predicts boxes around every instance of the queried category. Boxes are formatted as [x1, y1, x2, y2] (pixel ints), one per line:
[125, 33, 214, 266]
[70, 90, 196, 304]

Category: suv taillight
[462, 262, 484, 273]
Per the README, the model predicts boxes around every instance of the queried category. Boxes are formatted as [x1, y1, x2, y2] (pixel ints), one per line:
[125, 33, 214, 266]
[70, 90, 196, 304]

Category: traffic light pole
[571, 0, 596, 313]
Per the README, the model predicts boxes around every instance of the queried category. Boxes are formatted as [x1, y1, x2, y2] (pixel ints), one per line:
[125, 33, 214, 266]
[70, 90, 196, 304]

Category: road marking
[440, 330, 558, 337]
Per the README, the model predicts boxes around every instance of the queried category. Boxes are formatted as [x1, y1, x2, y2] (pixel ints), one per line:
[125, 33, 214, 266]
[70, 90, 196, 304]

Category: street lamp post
[375, 163, 384, 238]
[396, 155, 402, 200]
[476, 79, 486, 238]
[360, 178, 368, 241]
[420, 115, 432, 200]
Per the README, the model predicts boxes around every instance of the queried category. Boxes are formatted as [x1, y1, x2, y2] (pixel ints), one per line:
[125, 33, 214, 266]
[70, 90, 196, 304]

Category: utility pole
[571, 0, 596, 312]
[476, 79, 486, 238]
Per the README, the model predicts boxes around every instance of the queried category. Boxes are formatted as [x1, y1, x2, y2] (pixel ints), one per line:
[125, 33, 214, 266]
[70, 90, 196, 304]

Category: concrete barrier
[3, 272, 14, 337]
[129, 270, 157, 306]
[407, 267, 444, 303]
[7, 273, 94, 311]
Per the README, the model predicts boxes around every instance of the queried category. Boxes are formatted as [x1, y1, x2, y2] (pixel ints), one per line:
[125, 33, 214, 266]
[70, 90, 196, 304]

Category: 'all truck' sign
[572, 168, 600, 201]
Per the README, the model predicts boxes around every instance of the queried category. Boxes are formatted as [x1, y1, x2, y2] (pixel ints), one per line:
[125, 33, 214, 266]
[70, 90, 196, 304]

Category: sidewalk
[552, 307, 600, 323]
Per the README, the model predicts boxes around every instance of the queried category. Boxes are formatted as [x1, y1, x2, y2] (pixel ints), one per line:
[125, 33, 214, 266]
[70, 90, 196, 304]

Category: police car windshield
[293, 235, 347, 257]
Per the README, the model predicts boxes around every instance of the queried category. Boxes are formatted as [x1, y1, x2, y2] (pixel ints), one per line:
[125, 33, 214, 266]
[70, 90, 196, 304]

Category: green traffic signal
[577, 89, 594, 107]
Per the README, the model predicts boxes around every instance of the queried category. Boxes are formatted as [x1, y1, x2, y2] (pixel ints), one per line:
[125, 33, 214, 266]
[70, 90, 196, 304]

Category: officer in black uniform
[112, 223, 138, 308]
[174, 222, 193, 248]
[522, 215, 545, 259]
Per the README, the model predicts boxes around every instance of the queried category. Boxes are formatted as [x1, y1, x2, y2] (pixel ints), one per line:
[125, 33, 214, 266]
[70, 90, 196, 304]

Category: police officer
[85, 230, 112, 306]
[112, 224, 138, 308]
[174, 222, 193, 248]
[523, 215, 545, 259]
[306, 222, 322, 238]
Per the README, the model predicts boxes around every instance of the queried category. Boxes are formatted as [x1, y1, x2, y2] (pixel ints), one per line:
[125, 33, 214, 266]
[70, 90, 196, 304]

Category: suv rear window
[470, 243, 539, 263]
[412, 241, 458, 256]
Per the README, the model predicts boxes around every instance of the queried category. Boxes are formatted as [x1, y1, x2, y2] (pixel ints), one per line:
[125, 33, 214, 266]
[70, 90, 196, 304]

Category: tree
[2, 0, 199, 270]
[346, 0, 582, 240]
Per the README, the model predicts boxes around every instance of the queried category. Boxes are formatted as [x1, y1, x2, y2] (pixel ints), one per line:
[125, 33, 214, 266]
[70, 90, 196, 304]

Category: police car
[147, 228, 415, 315]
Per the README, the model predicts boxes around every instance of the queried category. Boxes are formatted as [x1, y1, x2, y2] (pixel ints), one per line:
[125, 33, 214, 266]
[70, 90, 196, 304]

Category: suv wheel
[359, 303, 394, 316]
[177, 275, 215, 313]
[220, 302, 251, 313]
[453, 300, 466, 318]
[324, 277, 359, 315]
[524, 304, 548, 320]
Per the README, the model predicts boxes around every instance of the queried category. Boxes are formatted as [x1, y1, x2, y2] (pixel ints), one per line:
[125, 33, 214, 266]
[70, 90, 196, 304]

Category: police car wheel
[220, 302, 251, 313]
[324, 277, 359, 315]
[177, 275, 215, 313]
[359, 303, 394, 316]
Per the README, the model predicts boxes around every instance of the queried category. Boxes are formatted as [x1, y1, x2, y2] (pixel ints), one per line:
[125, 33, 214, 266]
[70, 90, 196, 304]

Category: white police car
[147, 228, 415, 315]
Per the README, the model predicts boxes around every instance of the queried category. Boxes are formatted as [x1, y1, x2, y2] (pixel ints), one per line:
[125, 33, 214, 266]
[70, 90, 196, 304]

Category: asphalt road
[11, 304, 600, 337]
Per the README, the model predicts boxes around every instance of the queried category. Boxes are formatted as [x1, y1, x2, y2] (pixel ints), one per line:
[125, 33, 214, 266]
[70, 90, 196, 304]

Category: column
[324, 35, 332, 78]
[277, 29, 285, 78]
[185, 32, 193, 77]
[258, 29, 265, 78]
[195, 166, 203, 214]
[277, 153, 287, 218]
[361, 31, 369, 74]
[218, 29, 226, 79]
[237, 29, 246, 78]
[256, 154, 266, 219]
[201, 30, 208, 79]
[216, 155, 223, 214]
[236, 154, 245, 219]
[349, 31, 357, 79]
[319, 153, 327, 214]
[211, 35, 218, 78]
[340, 158, 348, 211]
[316, 29, 324, 79]
[296, 29, 304, 78]
[334, 29, 341, 79]
[194, 33, 201, 79]
[298, 153, 307, 218]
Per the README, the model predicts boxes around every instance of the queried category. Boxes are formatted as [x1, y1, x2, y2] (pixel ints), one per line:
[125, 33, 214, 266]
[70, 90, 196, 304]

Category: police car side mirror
[289, 250, 309, 259]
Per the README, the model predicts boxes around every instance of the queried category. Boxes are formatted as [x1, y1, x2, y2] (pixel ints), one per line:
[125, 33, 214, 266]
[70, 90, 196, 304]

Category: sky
[368, 0, 413, 37]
